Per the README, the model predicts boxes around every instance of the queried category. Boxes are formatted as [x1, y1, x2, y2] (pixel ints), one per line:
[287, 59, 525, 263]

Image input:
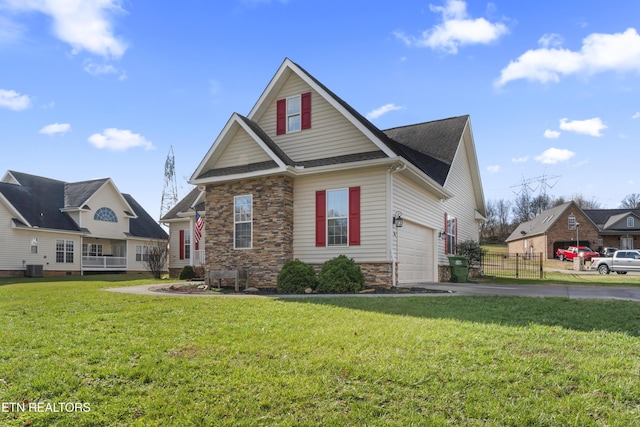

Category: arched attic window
[94, 207, 118, 222]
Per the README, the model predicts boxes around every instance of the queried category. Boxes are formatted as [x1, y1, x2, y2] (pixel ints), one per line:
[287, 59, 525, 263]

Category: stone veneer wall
[203, 175, 294, 288]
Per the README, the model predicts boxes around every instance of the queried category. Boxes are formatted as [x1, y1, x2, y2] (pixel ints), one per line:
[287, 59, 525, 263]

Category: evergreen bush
[179, 265, 197, 280]
[317, 255, 365, 293]
[277, 259, 317, 294]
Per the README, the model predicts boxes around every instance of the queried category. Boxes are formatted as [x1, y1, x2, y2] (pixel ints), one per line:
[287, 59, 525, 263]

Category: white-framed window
[446, 217, 457, 255]
[135, 245, 149, 262]
[30, 237, 38, 254]
[184, 230, 191, 259]
[568, 214, 576, 230]
[82, 243, 103, 257]
[286, 95, 301, 133]
[234, 195, 253, 249]
[56, 239, 74, 263]
[627, 217, 634, 228]
[327, 189, 348, 246]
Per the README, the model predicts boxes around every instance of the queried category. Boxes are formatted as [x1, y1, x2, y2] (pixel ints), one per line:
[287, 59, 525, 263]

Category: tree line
[480, 191, 640, 244]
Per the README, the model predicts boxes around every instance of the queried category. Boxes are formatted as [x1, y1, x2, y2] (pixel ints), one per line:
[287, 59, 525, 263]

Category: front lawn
[1, 276, 639, 426]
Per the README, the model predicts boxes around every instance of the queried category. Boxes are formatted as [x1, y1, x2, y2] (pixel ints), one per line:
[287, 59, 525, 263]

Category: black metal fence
[480, 252, 543, 279]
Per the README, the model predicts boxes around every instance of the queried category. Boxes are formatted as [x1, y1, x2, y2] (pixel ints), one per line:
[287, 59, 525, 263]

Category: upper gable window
[287, 96, 301, 133]
[94, 207, 118, 222]
[568, 214, 576, 230]
[628, 217, 634, 228]
[276, 92, 311, 135]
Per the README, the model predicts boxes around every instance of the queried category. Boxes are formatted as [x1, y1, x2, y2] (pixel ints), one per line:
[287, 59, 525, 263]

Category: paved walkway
[105, 282, 640, 302]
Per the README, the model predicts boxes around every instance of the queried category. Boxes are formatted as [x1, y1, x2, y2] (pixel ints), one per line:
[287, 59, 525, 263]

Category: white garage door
[398, 222, 434, 284]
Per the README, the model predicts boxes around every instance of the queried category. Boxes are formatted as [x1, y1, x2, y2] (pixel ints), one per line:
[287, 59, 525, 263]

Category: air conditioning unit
[25, 264, 43, 277]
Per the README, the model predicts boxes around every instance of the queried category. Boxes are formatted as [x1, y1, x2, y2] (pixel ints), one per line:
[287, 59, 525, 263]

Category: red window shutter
[316, 190, 326, 246]
[301, 92, 311, 130]
[349, 186, 361, 245]
[276, 98, 286, 135]
[444, 213, 448, 254]
[179, 230, 185, 260]
[454, 218, 458, 253]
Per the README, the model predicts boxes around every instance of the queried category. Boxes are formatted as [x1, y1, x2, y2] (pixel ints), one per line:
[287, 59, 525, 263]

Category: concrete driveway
[105, 282, 640, 302]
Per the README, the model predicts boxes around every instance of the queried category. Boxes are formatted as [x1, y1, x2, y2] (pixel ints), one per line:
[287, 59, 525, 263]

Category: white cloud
[559, 117, 607, 137]
[366, 103, 403, 120]
[0, 88, 31, 111]
[633, 112, 640, 119]
[39, 123, 71, 135]
[394, 0, 508, 54]
[544, 129, 561, 139]
[88, 128, 154, 151]
[496, 28, 640, 86]
[511, 156, 528, 163]
[2, 0, 127, 58]
[83, 60, 127, 79]
[486, 165, 500, 173]
[534, 147, 575, 164]
[538, 33, 564, 49]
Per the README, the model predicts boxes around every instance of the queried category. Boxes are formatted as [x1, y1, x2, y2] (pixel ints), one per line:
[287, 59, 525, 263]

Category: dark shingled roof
[197, 60, 468, 184]
[0, 171, 167, 240]
[123, 194, 168, 239]
[161, 187, 204, 221]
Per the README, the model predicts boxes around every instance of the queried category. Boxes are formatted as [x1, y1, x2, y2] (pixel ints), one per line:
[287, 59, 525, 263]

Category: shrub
[277, 259, 317, 294]
[455, 240, 486, 269]
[179, 265, 197, 280]
[317, 255, 365, 294]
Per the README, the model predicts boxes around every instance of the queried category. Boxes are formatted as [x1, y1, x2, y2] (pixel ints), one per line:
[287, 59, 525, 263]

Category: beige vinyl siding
[215, 129, 272, 169]
[293, 167, 389, 263]
[12, 229, 80, 272]
[257, 74, 380, 162]
[392, 174, 443, 272]
[168, 220, 191, 270]
[441, 131, 481, 264]
[79, 184, 130, 238]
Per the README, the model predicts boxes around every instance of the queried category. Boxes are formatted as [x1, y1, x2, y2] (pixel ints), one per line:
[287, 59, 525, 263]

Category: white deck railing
[82, 256, 127, 269]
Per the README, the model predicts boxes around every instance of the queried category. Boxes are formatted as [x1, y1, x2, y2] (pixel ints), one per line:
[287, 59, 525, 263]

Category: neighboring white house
[0, 171, 168, 277]
[179, 58, 485, 287]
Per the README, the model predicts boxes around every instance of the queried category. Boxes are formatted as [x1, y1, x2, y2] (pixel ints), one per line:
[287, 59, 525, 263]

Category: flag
[194, 210, 204, 245]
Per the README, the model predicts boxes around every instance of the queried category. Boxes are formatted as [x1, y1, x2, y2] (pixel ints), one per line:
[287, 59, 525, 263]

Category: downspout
[388, 162, 406, 287]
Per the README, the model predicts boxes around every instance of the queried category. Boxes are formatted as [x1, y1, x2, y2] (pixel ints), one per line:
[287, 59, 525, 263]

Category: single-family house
[0, 170, 168, 277]
[506, 201, 640, 258]
[184, 58, 486, 287]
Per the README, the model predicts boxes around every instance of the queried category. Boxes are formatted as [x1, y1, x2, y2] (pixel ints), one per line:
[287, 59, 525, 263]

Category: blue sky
[1, 0, 639, 220]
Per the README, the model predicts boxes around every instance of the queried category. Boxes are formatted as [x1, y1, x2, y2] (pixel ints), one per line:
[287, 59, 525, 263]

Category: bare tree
[620, 193, 640, 209]
[512, 189, 533, 223]
[496, 199, 512, 241]
[571, 193, 601, 210]
[143, 241, 169, 279]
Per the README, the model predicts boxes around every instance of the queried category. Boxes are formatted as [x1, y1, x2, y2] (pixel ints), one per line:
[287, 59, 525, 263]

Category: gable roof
[584, 208, 640, 231]
[0, 171, 167, 239]
[506, 202, 575, 242]
[191, 58, 477, 205]
[160, 187, 204, 221]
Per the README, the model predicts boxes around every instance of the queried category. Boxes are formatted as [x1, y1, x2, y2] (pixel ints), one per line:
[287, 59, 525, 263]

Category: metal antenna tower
[160, 146, 178, 219]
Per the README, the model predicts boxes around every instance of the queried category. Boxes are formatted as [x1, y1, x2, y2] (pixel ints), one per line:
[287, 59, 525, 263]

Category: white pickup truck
[590, 250, 640, 274]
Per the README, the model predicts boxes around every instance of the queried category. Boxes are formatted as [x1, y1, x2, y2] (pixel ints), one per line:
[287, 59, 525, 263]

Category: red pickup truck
[556, 246, 600, 262]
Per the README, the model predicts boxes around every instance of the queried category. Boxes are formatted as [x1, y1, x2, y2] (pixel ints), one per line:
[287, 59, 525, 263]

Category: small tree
[179, 265, 197, 280]
[455, 240, 485, 269]
[143, 241, 168, 279]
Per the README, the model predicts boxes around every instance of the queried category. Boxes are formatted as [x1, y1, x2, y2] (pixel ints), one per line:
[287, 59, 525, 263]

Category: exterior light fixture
[393, 211, 403, 228]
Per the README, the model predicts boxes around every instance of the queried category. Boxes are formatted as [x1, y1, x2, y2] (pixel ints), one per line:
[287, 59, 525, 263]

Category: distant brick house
[506, 201, 640, 258]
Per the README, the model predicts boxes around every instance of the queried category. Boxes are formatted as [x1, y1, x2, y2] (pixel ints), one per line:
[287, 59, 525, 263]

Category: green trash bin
[448, 256, 469, 283]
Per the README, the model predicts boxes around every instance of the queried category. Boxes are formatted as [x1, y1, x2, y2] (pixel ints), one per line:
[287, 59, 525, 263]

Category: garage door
[398, 222, 434, 284]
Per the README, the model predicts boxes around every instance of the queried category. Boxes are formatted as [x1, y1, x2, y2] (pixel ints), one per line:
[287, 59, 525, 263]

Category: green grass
[1, 275, 640, 426]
